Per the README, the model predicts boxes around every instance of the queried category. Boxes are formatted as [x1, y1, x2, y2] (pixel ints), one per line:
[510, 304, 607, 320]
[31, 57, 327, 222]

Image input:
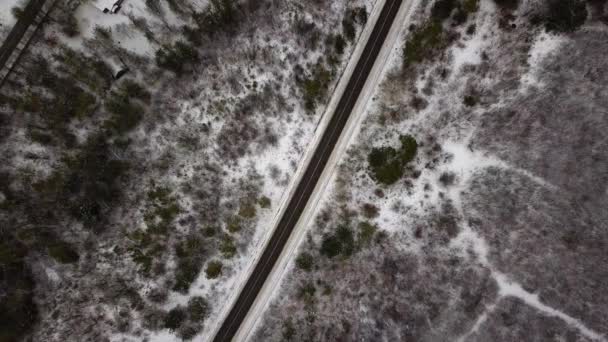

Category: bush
[439, 171, 456, 186]
[298, 282, 316, 299]
[368, 146, 403, 185]
[61, 14, 80, 37]
[156, 41, 200, 75]
[104, 95, 144, 134]
[295, 252, 314, 271]
[11, 6, 24, 20]
[403, 20, 445, 68]
[202, 226, 217, 237]
[463, 94, 478, 107]
[431, 0, 457, 21]
[399, 134, 418, 164]
[226, 215, 242, 233]
[368, 135, 417, 185]
[352, 7, 368, 25]
[173, 258, 202, 293]
[258, 196, 271, 209]
[187, 296, 208, 322]
[205, 260, 222, 279]
[544, 0, 587, 33]
[220, 235, 237, 258]
[64, 135, 131, 228]
[336, 225, 355, 256]
[462, 0, 479, 13]
[320, 235, 342, 258]
[164, 307, 186, 331]
[282, 319, 296, 341]
[300, 61, 331, 112]
[361, 203, 379, 219]
[342, 16, 356, 41]
[0, 237, 37, 342]
[320, 225, 354, 258]
[334, 34, 346, 55]
[238, 200, 256, 219]
[120, 80, 151, 103]
[48, 241, 79, 264]
[358, 221, 377, 246]
[493, 0, 519, 10]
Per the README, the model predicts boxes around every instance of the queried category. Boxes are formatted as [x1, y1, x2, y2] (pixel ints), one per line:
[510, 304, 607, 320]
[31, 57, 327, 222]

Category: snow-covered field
[252, 0, 608, 341]
[0, 0, 21, 41]
[0, 0, 379, 341]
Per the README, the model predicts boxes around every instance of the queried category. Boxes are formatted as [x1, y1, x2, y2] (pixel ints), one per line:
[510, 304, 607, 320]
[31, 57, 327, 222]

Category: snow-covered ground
[0, 0, 21, 41]
[0, 0, 380, 341]
[251, 0, 608, 341]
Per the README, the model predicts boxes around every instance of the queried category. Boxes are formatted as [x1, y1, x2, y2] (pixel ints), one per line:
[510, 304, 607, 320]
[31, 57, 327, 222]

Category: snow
[64, 2, 155, 56]
[45, 267, 61, 283]
[0, 0, 20, 29]
[520, 30, 565, 91]
[494, 272, 606, 341]
[92, 0, 118, 12]
[449, 0, 496, 77]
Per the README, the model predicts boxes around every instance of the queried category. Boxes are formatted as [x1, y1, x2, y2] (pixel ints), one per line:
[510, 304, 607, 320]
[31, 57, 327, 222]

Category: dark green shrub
[156, 41, 200, 75]
[295, 252, 314, 271]
[493, 0, 519, 10]
[368, 147, 403, 185]
[431, 0, 457, 21]
[104, 96, 144, 134]
[368, 135, 417, 185]
[399, 134, 418, 163]
[358, 221, 377, 246]
[187, 296, 208, 322]
[353, 7, 368, 25]
[61, 14, 80, 37]
[0, 237, 37, 342]
[48, 241, 79, 264]
[11, 7, 24, 20]
[258, 196, 271, 209]
[342, 16, 356, 41]
[282, 319, 296, 341]
[121, 80, 151, 103]
[336, 225, 355, 256]
[301, 62, 331, 112]
[173, 258, 201, 293]
[545, 0, 587, 33]
[64, 135, 131, 227]
[238, 200, 256, 218]
[220, 235, 237, 258]
[334, 34, 346, 55]
[320, 234, 342, 258]
[164, 307, 186, 331]
[202, 226, 217, 237]
[320, 225, 354, 258]
[463, 95, 478, 107]
[298, 282, 316, 299]
[226, 215, 242, 232]
[205, 260, 222, 279]
[146, 0, 164, 15]
[403, 20, 445, 68]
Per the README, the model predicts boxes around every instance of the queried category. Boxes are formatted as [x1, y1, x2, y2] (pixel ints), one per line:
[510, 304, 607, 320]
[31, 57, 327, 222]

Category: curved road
[213, 0, 403, 340]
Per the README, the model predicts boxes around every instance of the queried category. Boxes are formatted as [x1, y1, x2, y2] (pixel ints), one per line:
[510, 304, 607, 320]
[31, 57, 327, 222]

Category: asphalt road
[213, 0, 403, 340]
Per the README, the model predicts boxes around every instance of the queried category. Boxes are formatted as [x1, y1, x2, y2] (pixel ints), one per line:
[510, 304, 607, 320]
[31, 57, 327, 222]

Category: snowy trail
[444, 140, 606, 342]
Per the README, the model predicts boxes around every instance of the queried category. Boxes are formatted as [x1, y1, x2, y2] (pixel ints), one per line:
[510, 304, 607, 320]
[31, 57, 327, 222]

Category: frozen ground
[0, 0, 375, 341]
[253, 0, 608, 341]
[0, 0, 21, 41]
